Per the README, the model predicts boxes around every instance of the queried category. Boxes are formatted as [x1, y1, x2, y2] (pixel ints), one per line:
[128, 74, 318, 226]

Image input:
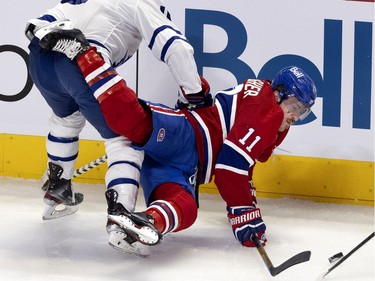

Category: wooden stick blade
[270, 251, 311, 276]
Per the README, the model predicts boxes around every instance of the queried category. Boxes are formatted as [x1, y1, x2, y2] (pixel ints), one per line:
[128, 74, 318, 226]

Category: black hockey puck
[328, 252, 344, 263]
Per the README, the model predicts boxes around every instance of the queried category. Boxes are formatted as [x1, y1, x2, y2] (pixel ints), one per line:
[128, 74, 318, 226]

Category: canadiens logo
[157, 128, 166, 142]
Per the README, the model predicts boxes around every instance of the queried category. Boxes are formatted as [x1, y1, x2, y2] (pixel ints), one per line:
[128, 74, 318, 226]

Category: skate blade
[42, 203, 79, 220]
[108, 215, 160, 245]
[108, 231, 150, 257]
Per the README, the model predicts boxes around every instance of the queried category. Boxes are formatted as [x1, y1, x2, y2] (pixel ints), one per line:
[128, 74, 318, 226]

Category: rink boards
[0, 133, 373, 206]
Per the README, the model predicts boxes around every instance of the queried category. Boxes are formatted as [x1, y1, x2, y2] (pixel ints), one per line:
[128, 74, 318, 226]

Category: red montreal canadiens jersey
[187, 79, 289, 206]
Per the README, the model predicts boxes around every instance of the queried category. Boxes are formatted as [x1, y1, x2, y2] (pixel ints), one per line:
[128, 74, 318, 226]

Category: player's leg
[29, 37, 146, 224]
[105, 187, 162, 257]
[53, 49, 148, 218]
[106, 181, 197, 257]
[73, 47, 153, 145]
[52, 38, 162, 256]
[36, 28, 198, 249]
[53, 54, 145, 217]
[41, 112, 86, 220]
[28, 38, 86, 219]
[135, 107, 199, 236]
[34, 24, 153, 144]
[103, 135, 146, 256]
[106, 118, 199, 256]
[62, 46, 158, 254]
[146, 182, 198, 234]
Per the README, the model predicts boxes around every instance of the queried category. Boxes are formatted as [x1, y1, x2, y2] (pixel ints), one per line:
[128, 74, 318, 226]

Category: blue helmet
[271, 66, 317, 108]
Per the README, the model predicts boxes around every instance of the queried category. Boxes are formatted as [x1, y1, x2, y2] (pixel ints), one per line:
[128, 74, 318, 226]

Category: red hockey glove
[176, 76, 213, 109]
[227, 206, 267, 247]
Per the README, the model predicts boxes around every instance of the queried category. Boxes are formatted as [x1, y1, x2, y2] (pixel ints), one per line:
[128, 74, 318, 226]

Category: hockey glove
[176, 76, 213, 109]
[227, 206, 267, 247]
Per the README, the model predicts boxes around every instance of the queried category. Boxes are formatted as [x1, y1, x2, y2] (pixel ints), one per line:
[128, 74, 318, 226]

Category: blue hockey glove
[175, 76, 213, 109]
[227, 206, 267, 247]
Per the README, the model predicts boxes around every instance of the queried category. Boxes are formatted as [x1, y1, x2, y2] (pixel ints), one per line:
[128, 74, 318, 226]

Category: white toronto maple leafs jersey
[27, 0, 201, 94]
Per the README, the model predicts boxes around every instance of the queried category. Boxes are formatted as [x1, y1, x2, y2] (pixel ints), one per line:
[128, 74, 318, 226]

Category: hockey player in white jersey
[25, 0, 211, 249]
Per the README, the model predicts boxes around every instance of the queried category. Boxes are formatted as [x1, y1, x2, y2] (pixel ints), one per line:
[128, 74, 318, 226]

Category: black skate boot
[37, 21, 90, 60]
[42, 162, 84, 220]
[105, 189, 162, 257]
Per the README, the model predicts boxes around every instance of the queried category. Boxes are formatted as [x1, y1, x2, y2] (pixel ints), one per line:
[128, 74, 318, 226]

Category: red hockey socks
[146, 182, 198, 234]
[76, 47, 123, 103]
[75, 47, 152, 145]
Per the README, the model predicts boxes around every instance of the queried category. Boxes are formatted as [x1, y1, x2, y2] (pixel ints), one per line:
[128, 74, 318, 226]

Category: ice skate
[105, 189, 162, 257]
[42, 162, 84, 220]
[36, 21, 90, 60]
[107, 219, 151, 257]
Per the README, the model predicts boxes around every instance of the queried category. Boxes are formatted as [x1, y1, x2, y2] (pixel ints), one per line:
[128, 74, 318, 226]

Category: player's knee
[100, 82, 152, 144]
[50, 111, 86, 137]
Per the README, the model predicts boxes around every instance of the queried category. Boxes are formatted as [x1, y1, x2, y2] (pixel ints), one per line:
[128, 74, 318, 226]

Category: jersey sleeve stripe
[229, 94, 237, 130]
[87, 39, 111, 53]
[148, 25, 183, 49]
[191, 111, 213, 183]
[160, 37, 189, 62]
[215, 164, 248, 176]
[224, 139, 255, 166]
[215, 101, 228, 142]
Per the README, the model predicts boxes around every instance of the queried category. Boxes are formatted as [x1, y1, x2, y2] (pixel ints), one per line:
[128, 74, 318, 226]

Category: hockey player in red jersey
[39, 28, 317, 256]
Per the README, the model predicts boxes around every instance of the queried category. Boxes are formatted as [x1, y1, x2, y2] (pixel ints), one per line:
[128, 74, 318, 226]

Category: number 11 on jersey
[239, 128, 261, 152]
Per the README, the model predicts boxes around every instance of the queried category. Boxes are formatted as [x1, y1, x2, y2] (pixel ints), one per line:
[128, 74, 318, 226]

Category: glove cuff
[179, 76, 211, 105]
[226, 205, 253, 215]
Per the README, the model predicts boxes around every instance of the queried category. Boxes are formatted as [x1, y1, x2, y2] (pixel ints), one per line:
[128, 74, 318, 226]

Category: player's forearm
[165, 42, 202, 95]
[214, 168, 254, 207]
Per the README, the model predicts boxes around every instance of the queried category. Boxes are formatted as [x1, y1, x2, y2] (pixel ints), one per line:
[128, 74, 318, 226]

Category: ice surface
[0, 177, 373, 281]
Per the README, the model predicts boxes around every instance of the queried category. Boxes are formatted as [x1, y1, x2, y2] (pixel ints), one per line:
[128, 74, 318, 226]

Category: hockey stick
[41, 154, 108, 191]
[73, 154, 108, 178]
[322, 232, 375, 278]
[251, 235, 311, 277]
